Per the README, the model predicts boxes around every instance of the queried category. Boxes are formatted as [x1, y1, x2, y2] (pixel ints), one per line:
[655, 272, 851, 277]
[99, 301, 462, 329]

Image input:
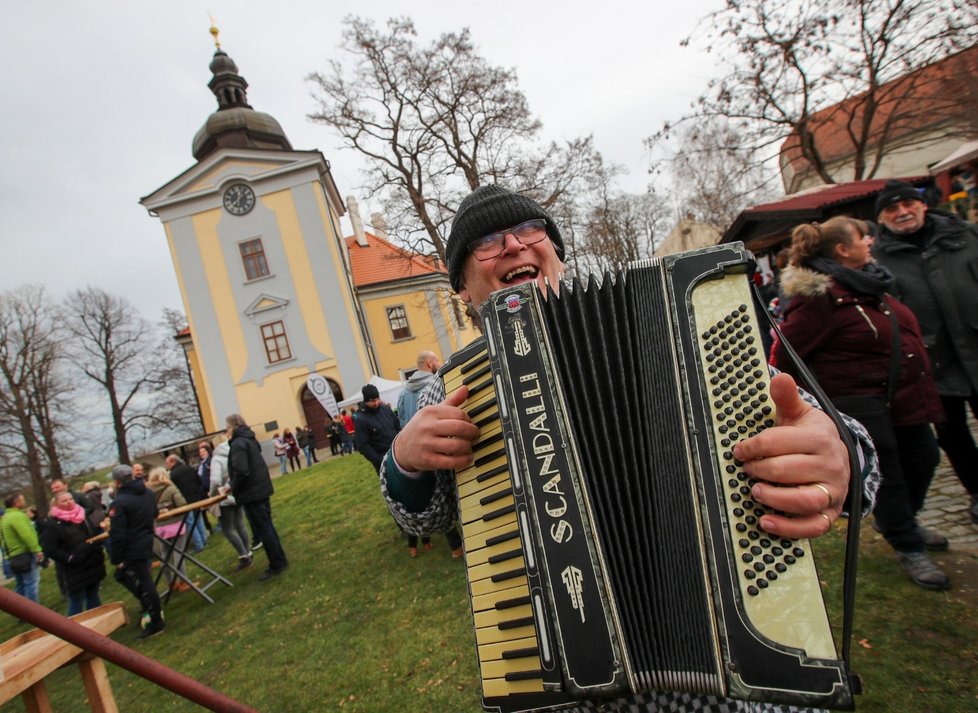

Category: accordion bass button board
[441, 242, 854, 713]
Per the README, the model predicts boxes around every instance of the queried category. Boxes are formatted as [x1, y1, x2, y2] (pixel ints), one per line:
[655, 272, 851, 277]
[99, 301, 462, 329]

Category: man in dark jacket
[872, 179, 978, 524]
[108, 464, 165, 638]
[166, 454, 208, 552]
[354, 384, 401, 472]
[226, 414, 288, 580]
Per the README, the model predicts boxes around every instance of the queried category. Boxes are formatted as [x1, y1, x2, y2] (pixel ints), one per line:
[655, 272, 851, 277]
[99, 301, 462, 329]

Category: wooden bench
[0, 603, 128, 713]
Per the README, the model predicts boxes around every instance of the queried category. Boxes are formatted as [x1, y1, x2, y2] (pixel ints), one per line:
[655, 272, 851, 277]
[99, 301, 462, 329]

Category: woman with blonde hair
[772, 216, 947, 590]
[41, 490, 106, 614]
[147, 467, 191, 593]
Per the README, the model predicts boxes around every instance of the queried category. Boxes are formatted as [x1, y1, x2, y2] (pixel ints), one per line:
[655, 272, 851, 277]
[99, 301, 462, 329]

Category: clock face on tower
[223, 184, 256, 216]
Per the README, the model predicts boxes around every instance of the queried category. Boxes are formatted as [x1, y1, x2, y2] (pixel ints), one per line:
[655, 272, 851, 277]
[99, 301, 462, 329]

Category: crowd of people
[1, 413, 290, 641]
[271, 425, 320, 474]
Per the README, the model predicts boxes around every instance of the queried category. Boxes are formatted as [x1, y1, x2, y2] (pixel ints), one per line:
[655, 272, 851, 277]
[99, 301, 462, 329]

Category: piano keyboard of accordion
[442, 243, 854, 713]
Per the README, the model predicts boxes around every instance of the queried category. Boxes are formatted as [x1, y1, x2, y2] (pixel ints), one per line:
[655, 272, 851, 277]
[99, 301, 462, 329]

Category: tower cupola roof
[192, 26, 291, 161]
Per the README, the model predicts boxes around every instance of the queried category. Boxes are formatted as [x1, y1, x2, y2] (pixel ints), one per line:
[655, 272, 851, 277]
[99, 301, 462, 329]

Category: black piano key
[480, 488, 514, 506]
[482, 503, 516, 522]
[495, 595, 531, 610]
[460, 354, 489, 375]
[498, 616, 535, 631]
[501, 646, 539, 660]
[476, 464, 509, 483]
[504, 669, 545, 681]
[487, 548, 523, 565]
[469, 397, 498, 418]
[490, 567, 526, 583]
[475, 448, 506, 468]
[463, 363, 492, 385]
[474, 414, 498, 429]
[468, 378, 493, 398]
[474, 432, 503, 455]
[485, 528, 521, 547]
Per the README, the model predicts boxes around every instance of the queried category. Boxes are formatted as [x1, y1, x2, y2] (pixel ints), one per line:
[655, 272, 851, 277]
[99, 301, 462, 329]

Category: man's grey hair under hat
[446, 185, 565, 292]
[111, 464, 134, 482]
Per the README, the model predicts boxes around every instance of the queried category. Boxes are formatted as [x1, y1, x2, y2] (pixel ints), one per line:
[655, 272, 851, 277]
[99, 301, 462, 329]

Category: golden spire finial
[209, 14, 221, 49]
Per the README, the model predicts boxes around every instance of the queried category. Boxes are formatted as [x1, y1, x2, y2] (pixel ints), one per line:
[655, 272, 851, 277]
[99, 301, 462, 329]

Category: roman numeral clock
[223, 183, 255, 216]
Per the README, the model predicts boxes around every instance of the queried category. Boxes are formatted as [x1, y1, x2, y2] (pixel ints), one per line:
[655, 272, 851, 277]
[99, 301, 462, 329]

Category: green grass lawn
[2, 456, 977, 712]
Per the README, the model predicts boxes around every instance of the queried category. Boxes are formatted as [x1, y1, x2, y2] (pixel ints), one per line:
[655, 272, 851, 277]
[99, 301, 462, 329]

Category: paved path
[915, 417, 978, 550]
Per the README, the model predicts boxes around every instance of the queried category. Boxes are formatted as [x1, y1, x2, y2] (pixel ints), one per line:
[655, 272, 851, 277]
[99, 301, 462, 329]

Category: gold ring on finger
[813, 483, 833, 510]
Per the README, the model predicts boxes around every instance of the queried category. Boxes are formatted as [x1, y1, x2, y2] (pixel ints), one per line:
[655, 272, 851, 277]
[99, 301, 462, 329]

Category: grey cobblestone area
[915, 419, 978, 551]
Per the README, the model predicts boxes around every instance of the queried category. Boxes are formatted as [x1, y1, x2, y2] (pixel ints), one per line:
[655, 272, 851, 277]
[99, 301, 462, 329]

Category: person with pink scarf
[41, 490, 106, 615]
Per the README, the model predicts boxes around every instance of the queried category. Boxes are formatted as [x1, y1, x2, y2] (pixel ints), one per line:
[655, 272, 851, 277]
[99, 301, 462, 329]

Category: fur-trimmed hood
[778, 264, 833, 299]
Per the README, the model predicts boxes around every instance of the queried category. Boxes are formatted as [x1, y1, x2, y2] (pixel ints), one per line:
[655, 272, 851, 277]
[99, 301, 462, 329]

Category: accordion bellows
[442, 243, 854, 712]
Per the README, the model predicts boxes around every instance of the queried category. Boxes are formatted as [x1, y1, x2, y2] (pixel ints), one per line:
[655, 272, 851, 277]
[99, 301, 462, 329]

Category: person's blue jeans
[14, 562, 41, 603]
[189, 512, 208, 552]
[67, 584, 102, 616]
[303, 445, 313, 467]
[277, 454, 288, 474]
[242, 499, 288, 572]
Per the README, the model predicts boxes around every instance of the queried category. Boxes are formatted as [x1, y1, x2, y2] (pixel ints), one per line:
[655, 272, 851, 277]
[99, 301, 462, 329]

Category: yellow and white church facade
[140, 38, 478, 448]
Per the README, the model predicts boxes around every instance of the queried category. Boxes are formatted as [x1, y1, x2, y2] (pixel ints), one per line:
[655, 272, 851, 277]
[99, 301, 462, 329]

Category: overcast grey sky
[1, 0, 719, 323]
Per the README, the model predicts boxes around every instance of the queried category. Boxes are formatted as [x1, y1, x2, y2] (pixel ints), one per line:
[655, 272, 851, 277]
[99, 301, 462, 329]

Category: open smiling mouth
[502, 266, 539, 284]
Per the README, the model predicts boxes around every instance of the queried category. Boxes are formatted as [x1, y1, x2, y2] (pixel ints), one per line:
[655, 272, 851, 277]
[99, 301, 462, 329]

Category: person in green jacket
[1, 492, 44, 602]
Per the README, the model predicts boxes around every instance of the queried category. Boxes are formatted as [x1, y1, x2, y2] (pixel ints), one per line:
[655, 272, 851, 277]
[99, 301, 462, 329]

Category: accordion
[442, 243, 855, 712]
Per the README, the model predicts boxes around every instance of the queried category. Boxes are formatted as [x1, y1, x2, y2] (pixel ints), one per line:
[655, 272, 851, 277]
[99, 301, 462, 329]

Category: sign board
[307, 373, 339, 418]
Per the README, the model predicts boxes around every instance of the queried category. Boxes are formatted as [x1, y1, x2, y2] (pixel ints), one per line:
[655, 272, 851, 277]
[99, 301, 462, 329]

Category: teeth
[504, 266, 537, 281]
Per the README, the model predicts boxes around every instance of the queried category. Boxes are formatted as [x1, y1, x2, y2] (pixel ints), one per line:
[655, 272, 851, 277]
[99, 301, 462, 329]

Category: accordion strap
[751, 280, 863, 692]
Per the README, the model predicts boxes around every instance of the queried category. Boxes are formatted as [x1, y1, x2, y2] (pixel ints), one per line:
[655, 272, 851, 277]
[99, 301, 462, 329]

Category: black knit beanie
[446, 185, 564, 291]
[875, 180, 924, 215]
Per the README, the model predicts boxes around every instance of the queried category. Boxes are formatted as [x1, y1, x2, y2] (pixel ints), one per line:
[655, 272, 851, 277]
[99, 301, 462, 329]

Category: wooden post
[78, 656, 118, 713]
[21, 679, 52, 713]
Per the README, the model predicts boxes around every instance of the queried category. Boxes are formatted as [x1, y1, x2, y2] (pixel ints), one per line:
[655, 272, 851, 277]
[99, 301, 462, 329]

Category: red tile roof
[741, 178, 918, 217]
[781, 45, 978, 179]
[345, 231, 447, 288]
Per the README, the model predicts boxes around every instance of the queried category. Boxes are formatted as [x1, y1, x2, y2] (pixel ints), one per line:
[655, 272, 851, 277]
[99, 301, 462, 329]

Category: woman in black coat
[41, 490, 106, 615]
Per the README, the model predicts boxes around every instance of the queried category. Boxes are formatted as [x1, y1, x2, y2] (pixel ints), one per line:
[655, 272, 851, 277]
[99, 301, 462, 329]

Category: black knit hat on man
[875, 180, 924, 216]
[446, 185, 564, 291]
[362, 384, 380, 402]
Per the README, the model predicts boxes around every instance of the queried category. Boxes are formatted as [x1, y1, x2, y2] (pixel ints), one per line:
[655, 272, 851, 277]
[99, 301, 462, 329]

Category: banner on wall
[307, 373, 339, 418]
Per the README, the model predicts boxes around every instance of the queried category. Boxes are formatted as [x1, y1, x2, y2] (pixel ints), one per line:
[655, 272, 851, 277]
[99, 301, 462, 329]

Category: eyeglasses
[470, 219, 548, 260]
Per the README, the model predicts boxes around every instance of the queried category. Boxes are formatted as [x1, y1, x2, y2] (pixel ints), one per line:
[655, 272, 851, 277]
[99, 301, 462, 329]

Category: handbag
[8, 552, 34, 574]
[1, 522, 35, 574]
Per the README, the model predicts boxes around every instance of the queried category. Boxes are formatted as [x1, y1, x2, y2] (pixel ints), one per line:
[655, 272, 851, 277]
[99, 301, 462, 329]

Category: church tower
[141, 28, 374, 446]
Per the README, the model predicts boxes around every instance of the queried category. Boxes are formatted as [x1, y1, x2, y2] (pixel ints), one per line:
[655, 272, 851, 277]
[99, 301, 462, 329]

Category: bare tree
[150, 308, 205, 441]
[64, 287, 162, 465]
[308, 16, 607, 266]
[653, 0, 978, 191]
[581, 190, 669, 272]
[0, 286, 73, 511]
[652, 118, 779, 233]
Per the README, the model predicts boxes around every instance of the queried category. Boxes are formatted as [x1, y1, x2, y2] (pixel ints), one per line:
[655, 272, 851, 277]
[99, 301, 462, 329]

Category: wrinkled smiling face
[878, 199, 927, 235]
[458, 234, 565, 308]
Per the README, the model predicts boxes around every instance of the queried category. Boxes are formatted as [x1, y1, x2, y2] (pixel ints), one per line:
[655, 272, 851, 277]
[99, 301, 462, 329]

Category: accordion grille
[540, 270, 720, 692]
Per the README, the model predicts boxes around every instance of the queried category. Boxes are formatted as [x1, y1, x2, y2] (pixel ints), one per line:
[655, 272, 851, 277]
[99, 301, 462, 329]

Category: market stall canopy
[337, 375, 404, 409]
[931, 140, 978, 174]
